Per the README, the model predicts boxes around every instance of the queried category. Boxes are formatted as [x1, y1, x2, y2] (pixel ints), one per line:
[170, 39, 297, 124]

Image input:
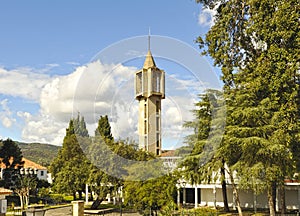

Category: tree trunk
[221, 161, 230, 212]
[280, 185, 286, 215]
[268, 186, 276, 216]
[73, 192, 77, 201]
[25, 195, 29, 207]
[91, 197, 103, 210]
[228, 169, 243, 216]
[78, 191, 83, 200]
[90, 191, 93, 201]
[272, 182, 277, 212]
[18, 194, 24, 210]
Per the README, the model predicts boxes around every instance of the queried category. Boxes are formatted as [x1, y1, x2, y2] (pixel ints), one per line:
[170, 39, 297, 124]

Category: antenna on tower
[148, 27, 151, 51]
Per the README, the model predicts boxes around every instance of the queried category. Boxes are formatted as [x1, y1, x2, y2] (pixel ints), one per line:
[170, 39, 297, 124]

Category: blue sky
[0, 0, 220, 148]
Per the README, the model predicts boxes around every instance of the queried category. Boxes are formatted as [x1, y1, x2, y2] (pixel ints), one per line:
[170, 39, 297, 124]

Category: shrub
[186, 207, 218, 216]
[49, 194, 64, 204]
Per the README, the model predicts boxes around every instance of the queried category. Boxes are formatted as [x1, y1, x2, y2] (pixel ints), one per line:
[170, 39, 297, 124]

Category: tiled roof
[160, 150, 176, 157]
[22, 158, 47, 170]
[0, 187, 13, 195]
[0, 157, 47, 170]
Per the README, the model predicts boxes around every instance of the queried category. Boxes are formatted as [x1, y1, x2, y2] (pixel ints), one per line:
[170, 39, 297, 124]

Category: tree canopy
[49, 117, 91, 200]
[0, 138, 24, 169]
[196, 0, 299, 215]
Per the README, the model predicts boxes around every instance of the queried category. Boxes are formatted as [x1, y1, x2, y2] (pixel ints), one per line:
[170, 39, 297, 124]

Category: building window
[157, 73, 161, 92]
[156, 149, 160, 156]
[144, 120, 147, 134]
[40, 170, 44, 176]
[144, 103, 147, 118]
[156, 116, 159, 131]
[144, 136, 148, 150]
[156, 133, 159, 148]
[156, 100, 160, 113]
[152, 71, 161, 93]
[136, 72, 142, 95]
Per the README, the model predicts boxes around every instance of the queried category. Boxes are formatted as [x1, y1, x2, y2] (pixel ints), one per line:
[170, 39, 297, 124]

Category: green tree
[74, 113, 89, 137]
[0, 138, 24, 169]
[87, 135, 155, 209]
[196, 0, 299, 215]
[180, 90, 229, 212]
[49, 118, 91, 200]
[95, 115, 113, 140]
[124, 174, 177, 215]
[14, 171, 38, 209]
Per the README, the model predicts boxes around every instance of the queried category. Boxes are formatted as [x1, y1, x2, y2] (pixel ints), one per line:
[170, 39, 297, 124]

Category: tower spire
[148, 27, 151, 51]
[143, 28, 156, 69]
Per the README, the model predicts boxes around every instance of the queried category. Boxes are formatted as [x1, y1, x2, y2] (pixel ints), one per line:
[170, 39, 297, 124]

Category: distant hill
[15, 141, 61, 168]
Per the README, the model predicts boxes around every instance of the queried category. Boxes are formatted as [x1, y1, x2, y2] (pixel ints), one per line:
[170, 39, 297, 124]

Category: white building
[0, 158, 50, 183]
[160, 152, 300, 211]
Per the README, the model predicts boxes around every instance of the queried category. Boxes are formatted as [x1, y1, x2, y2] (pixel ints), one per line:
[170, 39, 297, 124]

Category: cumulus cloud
[18, 61, 138, 144]
[0, 99, 16, 128]
[0, 68, 52, 101]
[1, 61, 199, 147]
[17, 111, 66, 145]
[198, 6, 218, 27]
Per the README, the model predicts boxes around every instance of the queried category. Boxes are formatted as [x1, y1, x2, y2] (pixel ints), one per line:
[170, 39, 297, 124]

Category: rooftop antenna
[148, 27, 151, 51]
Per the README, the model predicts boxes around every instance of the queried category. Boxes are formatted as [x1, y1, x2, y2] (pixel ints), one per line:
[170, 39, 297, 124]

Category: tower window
[156, 101, 160, 113]
[156, 133, 159, 148]
[144, 120, 147, 134]
[156, 149, 160, 156]
[156, 73, 161, 92]
[144, 136, 148, 150]
[136, 72, 142, 95]
[156, 116, 159, 130]
[152, 71, 161, 92]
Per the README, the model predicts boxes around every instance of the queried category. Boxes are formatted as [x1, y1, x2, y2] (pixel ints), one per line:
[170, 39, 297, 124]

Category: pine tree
[180, 89, 229, 211]
[74, 113, 89, 137]
[49, 118, 91, 200]
[95, 115, 113, 140]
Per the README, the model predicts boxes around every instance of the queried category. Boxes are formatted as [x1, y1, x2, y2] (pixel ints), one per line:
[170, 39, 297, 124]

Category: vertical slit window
[156, 101, 159, 113]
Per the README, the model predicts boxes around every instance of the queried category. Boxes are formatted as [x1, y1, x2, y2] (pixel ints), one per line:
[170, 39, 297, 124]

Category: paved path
[44, 206, 141, 216]
[85, 212, 141, 216]
[45, 206, 72, 216]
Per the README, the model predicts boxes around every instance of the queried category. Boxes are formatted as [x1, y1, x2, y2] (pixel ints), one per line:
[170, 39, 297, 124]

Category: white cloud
[18, 61, 138, 145]
[0, 67, 51, 101]
[198, 6, 218, 27]
[0, 99, 16, 128]
[0, 61, 200, 147]
[66, 62, 80, 66]
[20, 112, 66, 145]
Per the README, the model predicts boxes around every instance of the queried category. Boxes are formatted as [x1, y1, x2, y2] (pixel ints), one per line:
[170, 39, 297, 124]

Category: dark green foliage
[179, 89, 225, 184]
[124, 174, 177, 214]
[73, 113, 89, 137]
[95, 115, 113, 140]
[87, 138, 156, 208]
[49, 118, 91, 199]
[0, 138, 24, 169]
[196, 0, 299, 214]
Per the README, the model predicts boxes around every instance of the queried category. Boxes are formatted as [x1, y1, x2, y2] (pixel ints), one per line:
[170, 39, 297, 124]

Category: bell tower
[134, 37, 165, 156]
